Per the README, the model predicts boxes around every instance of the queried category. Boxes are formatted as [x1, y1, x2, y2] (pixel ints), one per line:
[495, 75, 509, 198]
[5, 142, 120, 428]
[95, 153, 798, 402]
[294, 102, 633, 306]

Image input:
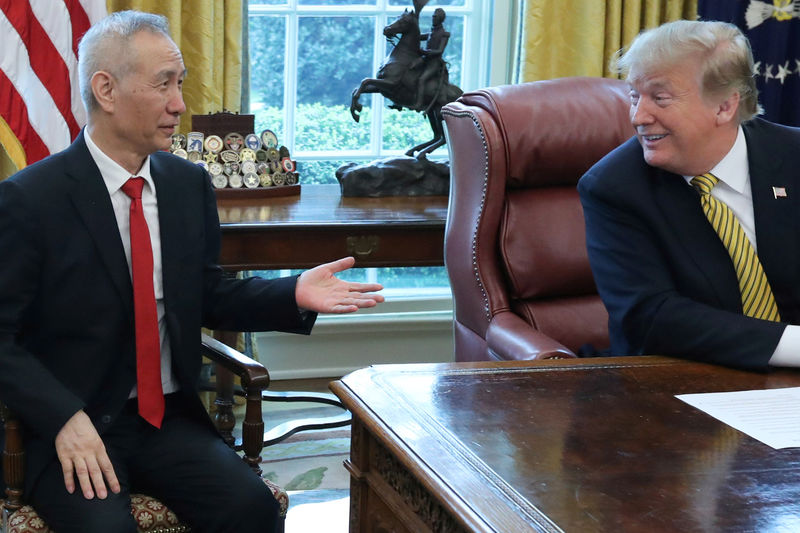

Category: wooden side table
[217, 184, 448, 270]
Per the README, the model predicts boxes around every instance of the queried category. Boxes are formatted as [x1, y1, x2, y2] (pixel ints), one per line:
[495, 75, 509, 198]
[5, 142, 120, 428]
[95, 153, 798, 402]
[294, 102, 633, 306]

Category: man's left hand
[295, 257, 384, 313]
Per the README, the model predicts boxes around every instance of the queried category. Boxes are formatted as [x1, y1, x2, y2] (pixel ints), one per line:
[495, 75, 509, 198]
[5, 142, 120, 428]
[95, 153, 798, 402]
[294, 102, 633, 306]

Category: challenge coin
[244, 133, 262, 151]
[211, 173, 228, 189]
[243, 172, 260, 189]
[224, 132, 245, 152]
[204, 135, 224, 154]
[260, 129, 278, 149]
[241, 160, 257, 175]
[187, 132, 204, 153]
[281, 158, 295, 172]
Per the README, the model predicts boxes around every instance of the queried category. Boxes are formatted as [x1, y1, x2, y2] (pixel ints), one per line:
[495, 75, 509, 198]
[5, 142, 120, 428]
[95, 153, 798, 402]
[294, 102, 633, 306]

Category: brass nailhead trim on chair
[442, 107, 492, 321]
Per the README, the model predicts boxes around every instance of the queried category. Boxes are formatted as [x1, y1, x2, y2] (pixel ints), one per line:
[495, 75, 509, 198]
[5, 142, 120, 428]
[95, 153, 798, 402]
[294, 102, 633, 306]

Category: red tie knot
[121, 177, 146, 200]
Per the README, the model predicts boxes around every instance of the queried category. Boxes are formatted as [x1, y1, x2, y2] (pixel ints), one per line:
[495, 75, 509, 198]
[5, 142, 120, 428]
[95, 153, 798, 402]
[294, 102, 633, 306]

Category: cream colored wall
[257, 295, 455, 380]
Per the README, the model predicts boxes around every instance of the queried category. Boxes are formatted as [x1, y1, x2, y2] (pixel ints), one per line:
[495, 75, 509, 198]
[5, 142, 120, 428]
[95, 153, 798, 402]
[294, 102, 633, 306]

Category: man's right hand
[54, 410, 120, 499]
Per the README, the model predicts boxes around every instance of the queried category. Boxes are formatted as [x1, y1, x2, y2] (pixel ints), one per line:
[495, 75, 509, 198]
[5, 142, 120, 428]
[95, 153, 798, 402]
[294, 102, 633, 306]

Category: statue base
[336, 156, 449, 197]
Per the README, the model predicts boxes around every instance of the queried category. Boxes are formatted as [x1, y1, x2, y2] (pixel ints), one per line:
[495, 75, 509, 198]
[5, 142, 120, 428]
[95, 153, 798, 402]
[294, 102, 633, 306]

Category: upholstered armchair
[441, 77, 633, 362]
[1, 334, 288, 533]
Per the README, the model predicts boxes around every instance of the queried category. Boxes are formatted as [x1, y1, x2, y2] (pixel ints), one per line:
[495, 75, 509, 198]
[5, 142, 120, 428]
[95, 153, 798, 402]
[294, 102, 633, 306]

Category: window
[246, 0, 507, 296]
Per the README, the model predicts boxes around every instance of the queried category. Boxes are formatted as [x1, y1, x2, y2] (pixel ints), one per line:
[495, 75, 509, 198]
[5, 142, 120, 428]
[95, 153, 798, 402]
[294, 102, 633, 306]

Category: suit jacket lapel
[64, 132, 134, 315]
[150, 155, 190, 352]
[746, 122, 796, 311]
[150, 155, 184, 307]
[653, 167, 743, 310]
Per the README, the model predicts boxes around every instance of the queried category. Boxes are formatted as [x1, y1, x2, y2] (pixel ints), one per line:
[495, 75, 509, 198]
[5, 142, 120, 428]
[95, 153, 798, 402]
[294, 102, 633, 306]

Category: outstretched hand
[295, 257, 384, 313]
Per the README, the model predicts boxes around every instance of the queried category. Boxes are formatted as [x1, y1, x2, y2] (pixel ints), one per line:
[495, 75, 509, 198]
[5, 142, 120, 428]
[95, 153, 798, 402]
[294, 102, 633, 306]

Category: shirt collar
[84, 128, 155, 196]
[683, 126, 749, 193]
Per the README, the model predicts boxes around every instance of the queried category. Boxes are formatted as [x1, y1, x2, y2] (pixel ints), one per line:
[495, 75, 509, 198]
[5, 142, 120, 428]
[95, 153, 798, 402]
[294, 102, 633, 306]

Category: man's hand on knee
[55, 410, 121, 499]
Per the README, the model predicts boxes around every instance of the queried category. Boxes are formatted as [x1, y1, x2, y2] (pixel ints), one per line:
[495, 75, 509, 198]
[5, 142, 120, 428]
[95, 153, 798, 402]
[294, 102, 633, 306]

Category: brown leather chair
[441, 77, 633, 362]
[1, 334, 288, 533]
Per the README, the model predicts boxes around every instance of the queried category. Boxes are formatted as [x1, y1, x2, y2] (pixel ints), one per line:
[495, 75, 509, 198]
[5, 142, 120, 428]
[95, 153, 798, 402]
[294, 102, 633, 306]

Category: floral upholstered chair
[1, 335, 288, 533]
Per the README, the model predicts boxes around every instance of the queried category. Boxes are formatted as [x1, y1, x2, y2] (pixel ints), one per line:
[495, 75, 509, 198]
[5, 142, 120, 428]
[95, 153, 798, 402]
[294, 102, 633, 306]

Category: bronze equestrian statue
[349, 0, 462, 159]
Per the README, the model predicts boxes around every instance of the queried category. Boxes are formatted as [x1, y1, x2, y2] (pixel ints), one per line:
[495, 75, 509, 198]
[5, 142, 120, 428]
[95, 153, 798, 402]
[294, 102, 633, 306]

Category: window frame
[245, 0, 514, 299]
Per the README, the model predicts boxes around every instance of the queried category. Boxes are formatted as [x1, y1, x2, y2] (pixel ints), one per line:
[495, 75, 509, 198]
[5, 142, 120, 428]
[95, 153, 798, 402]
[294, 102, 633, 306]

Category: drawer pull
[346, 236, 379, 257]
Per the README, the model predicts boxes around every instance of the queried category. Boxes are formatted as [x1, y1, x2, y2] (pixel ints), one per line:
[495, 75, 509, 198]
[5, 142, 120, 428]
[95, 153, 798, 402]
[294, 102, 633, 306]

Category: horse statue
[349, 0, 462, 159]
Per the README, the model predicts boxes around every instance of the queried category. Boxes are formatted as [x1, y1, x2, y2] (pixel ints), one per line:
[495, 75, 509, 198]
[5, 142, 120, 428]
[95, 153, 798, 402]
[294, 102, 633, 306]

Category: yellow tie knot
[691, 173, 719, 195]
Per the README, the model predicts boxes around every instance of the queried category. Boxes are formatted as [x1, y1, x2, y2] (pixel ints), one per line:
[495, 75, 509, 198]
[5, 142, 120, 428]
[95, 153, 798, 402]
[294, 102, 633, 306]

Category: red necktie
[121, 177, 164, 428]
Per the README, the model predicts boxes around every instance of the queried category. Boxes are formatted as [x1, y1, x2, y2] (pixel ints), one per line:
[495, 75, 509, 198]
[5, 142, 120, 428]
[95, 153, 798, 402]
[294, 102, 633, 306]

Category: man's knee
[169, 483, 280, 533]
[199, 477, 280, 533]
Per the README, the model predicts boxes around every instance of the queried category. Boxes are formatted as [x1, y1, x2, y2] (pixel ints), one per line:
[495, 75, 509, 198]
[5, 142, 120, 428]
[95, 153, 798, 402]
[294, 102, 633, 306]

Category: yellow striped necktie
[691, 173, 781, 321]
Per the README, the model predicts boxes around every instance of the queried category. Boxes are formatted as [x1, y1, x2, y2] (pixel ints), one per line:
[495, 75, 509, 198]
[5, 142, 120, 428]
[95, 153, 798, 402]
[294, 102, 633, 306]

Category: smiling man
[578, 19, 800, 370]
[0, 10, 382, 533]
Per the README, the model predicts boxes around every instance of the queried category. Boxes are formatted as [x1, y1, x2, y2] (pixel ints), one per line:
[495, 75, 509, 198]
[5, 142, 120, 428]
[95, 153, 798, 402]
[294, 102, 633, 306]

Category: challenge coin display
[175, 116, 300, 196]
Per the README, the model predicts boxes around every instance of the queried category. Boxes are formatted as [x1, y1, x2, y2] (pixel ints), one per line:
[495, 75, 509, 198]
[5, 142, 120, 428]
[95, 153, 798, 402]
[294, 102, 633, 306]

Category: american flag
[0, 0, 106, 168]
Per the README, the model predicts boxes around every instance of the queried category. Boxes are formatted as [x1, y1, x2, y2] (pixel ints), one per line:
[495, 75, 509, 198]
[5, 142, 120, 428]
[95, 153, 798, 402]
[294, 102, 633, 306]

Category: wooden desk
[331, 357, 800, 532]
[216, 184, 448, 270]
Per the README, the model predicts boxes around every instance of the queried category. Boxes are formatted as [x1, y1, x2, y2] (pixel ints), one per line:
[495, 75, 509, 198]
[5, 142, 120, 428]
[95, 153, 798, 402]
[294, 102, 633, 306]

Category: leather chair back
[442, 77, 633, 361]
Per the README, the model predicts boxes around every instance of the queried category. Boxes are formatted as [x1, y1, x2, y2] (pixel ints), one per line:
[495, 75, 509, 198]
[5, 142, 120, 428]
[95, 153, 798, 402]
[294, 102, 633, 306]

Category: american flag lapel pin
[773, 186, 788, 199]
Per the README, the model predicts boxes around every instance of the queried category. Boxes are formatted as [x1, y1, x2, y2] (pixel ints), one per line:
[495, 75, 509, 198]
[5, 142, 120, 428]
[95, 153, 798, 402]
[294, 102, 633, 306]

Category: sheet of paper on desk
[676, 387, 800, 449]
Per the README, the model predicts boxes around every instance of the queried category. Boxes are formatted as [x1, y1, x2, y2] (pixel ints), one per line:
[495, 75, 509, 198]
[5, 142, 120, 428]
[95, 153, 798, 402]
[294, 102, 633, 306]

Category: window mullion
[284, 11, 298, 152]
[375, 0, 387, 158]
[370, 13, 386, 157]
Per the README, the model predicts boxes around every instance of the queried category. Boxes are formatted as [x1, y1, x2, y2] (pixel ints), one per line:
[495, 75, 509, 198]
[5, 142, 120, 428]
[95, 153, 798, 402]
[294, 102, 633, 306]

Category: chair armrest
[200, 333, 269, 473]
[486, 312, 577, 360]
[200, 333, 270, 390]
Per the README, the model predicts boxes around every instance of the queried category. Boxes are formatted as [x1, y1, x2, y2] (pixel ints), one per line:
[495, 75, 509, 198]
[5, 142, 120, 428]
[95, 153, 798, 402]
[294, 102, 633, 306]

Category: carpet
[260, 426, 351, 491]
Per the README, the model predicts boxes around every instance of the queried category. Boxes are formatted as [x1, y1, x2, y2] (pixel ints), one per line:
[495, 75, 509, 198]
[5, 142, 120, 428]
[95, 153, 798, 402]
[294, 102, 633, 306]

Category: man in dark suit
[579, 19, 800, 370]
[0, 10, 383, 533]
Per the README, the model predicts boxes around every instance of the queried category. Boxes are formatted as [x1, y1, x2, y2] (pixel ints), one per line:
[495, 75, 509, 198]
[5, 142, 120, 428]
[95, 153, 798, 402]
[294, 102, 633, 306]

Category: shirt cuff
[769, 324, 800, 367]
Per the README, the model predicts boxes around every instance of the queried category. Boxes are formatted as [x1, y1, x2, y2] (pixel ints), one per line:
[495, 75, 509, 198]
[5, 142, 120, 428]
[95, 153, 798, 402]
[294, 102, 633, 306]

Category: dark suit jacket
[0, 131, 315, 492]
[578, 118, 800, 370]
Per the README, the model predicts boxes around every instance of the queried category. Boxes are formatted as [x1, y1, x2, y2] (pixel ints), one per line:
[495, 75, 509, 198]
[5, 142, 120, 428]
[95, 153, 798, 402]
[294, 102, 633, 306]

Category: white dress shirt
[84, 129, 179, 394]
[683, 126, 800, 367]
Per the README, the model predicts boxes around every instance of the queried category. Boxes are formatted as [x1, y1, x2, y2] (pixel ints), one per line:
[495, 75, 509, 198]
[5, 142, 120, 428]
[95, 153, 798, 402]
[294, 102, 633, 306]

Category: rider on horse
[412, 8, 449, 111]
